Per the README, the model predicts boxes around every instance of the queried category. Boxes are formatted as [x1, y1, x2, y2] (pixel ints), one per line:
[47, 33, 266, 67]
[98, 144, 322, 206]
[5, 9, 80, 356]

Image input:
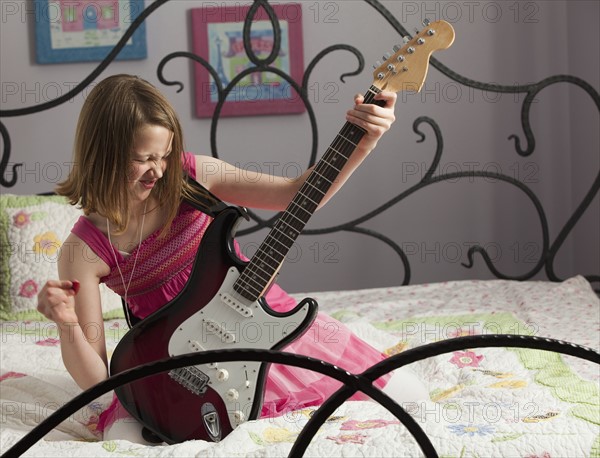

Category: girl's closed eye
[134, 153, 171, 164]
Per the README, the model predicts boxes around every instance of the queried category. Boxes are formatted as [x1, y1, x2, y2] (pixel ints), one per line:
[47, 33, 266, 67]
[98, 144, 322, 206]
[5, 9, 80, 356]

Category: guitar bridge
[168, 366, 209, 395]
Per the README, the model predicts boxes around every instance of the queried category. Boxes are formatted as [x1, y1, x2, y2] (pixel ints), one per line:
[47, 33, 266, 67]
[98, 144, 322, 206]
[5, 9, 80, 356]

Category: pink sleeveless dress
[73, 153, 389, 434]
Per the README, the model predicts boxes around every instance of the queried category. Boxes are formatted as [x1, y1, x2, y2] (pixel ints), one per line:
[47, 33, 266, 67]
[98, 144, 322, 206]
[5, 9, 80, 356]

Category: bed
[1, 1, 598, 457]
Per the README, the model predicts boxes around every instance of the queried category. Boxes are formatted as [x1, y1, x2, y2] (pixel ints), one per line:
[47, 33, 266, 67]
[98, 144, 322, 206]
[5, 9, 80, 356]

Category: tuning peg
[372, 60, 382, 69]
[393, 44, 401, 52]
[414, 27, 420, 35]
[402, 35, 410, 44]
[383, 52, 392, 60]
[422, 18, 431, 27]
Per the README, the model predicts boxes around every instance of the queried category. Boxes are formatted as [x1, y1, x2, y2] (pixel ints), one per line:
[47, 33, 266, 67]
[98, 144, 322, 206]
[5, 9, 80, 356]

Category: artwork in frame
[33, 0, 147, 64]
[191, 3, 305, 118]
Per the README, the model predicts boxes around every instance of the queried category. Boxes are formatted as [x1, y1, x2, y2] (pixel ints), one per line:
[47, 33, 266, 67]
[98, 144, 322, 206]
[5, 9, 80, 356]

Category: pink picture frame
[191, 3, 304, 118]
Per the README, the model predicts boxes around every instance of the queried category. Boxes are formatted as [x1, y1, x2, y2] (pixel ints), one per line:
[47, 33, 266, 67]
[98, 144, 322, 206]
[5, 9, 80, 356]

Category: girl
[37, 74, 426, 443]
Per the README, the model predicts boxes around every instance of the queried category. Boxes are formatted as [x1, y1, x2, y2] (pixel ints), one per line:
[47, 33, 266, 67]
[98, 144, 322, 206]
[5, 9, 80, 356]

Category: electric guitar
[109, 20, 455, 444]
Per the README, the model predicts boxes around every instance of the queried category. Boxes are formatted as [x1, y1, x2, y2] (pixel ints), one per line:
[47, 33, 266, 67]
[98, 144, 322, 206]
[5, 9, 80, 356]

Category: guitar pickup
[219, 292, 253, 317]
[204, 319, 236, 343]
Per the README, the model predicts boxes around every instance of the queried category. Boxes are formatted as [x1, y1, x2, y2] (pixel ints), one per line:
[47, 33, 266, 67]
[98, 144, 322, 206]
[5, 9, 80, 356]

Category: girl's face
[128, 124, 173, 201]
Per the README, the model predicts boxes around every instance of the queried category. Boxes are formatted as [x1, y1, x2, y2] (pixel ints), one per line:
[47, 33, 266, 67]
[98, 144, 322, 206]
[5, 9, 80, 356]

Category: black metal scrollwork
[2, 0, 597, 287]
[156, 0, 599, 289]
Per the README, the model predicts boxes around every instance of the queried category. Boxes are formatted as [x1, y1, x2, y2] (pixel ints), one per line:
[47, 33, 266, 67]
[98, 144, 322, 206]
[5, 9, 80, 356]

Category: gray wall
[1, 0, 598, 293]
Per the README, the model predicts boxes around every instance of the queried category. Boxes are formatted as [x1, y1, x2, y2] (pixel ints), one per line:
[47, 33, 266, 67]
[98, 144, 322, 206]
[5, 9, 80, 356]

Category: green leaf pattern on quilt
[374, 311, 600, 431]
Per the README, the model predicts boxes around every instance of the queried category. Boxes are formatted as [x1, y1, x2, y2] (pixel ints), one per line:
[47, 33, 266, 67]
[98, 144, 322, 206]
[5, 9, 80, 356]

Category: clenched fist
[37, 280, 80, 326]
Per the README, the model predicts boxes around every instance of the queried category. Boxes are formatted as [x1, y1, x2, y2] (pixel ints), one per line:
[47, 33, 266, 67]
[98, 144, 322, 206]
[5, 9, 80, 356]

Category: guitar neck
[234, 85, 386, 302]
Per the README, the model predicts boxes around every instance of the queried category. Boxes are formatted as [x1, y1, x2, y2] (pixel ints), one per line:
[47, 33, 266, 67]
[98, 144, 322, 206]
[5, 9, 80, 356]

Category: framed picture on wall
[191, 3, 304, 118]
[33, 0, 147, 64]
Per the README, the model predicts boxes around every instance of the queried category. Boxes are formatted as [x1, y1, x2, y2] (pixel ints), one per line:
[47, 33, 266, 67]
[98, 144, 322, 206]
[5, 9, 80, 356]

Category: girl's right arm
[37, 233, 110, 390]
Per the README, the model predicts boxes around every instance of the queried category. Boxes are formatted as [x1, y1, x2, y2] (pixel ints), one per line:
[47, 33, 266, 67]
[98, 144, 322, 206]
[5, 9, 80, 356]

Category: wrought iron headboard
[1, 0, 597, 290]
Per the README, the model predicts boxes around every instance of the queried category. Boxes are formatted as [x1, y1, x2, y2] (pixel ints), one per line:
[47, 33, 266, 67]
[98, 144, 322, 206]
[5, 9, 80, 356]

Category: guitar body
[110, 206, 318, 444]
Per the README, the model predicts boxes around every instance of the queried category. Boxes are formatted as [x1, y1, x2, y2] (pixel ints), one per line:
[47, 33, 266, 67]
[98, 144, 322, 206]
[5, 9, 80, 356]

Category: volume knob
[226, 388, 239, 401]
[216, 369, 229, 382]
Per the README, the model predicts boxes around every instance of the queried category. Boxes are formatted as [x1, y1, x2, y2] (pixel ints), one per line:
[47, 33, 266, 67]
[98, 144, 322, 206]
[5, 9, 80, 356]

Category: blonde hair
[57, 74, 216, 235]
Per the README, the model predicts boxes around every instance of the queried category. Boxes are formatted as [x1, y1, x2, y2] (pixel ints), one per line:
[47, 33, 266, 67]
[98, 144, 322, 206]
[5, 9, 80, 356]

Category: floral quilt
[1, 276, 598, 457]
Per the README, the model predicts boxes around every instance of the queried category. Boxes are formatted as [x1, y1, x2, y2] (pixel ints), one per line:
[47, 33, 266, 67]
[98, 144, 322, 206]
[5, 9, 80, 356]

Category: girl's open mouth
[140, 179, 157, 189]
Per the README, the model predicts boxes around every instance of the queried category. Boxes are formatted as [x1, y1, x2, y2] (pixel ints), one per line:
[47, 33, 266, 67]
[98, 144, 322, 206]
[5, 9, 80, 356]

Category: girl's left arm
[195, 90, 397, 211]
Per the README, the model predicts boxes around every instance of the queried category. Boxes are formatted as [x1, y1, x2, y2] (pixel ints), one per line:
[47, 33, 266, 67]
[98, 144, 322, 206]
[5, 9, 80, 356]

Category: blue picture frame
[34, 0, 147, 64]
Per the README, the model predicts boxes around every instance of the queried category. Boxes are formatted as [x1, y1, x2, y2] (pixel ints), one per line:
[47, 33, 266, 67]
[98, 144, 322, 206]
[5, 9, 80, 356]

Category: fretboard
[234, 86, 385, 302]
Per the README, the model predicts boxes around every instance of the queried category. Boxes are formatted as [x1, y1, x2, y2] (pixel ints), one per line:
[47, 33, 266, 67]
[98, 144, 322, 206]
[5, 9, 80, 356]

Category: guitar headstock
[372, 20, 455, 93]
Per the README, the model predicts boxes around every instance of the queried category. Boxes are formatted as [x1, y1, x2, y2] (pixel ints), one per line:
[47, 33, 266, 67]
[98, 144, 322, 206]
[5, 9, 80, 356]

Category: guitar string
[235, 86, 383, 298]
[235, 87, 382, 294]
[236, 128, 364, 298]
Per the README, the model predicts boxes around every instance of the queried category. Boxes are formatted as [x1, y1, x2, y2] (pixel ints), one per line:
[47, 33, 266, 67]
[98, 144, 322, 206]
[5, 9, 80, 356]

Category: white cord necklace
[107, 199, 148, 325]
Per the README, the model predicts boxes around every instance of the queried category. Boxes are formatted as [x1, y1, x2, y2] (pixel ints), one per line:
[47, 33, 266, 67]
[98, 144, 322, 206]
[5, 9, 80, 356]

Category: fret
[314, 162, 340, 183]
[343, 120, 369, 137]
[250, 255, 278, 276]
[275, 222, 302, 241]
[242, 263, 271, 284]
[250, 242, 283, 266]
[282, 209, 306, 227]
[289, 200, 315, 218]
[310, 168, 333, 185]
[240, 265, 270, 288]
[236, 264, 275, 300]
[279, 212, 305, 230]
[234, 276, 262, 297]
[265, 232, 290, 251]
[328, 148, 352, 164]
[324, 152, 347, 174]
[295, 190, 320, 207]
[327, 145, 346, 158]
[322, 157, 342, 173]
[257, 243, 286, 264]
[337, 132, 358, 147]
[305, 178, 329, 195]
[272, 224, 298, 244]
[333, 128, 358, 146]
[247, 263, 274, 283]
[301, 178, 327, 197]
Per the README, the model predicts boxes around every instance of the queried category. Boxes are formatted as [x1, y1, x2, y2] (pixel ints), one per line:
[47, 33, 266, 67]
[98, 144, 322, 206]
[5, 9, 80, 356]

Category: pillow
[0, 194, 123, 321]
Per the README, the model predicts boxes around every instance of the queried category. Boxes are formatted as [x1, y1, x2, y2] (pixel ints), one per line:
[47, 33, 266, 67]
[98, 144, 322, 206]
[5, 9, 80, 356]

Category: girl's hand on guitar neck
[345, 90, 397, 154]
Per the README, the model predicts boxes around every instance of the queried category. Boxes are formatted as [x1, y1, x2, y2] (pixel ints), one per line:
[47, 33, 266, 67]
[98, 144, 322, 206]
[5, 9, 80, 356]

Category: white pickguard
[168, 266, 312, 430]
